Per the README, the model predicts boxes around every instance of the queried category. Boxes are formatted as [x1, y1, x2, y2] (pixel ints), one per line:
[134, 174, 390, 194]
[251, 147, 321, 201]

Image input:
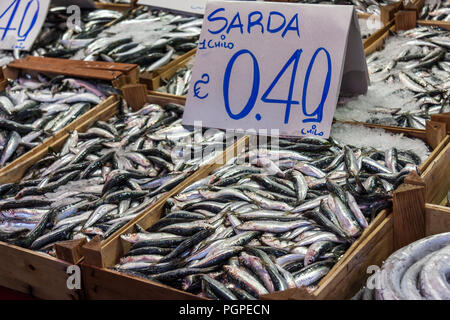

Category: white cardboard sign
[183, 1, 369, 138]
[0, 0, 51, 51]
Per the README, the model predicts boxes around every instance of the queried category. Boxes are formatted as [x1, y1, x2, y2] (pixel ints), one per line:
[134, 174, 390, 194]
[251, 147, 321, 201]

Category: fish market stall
[80, 122, 444, 300]
[0, 0, 448, 302]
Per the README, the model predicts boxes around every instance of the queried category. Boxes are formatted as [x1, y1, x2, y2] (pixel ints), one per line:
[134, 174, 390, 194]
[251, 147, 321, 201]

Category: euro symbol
[193, 74, 210, 100]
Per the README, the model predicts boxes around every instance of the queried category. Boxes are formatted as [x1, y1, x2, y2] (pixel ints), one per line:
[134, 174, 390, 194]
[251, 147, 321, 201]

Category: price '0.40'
[0, 0, 40, 44]
[223, 48, 332, 124]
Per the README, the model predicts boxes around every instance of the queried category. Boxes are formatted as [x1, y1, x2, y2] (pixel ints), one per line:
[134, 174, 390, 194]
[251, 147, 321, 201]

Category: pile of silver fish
[354, 26, 450, 128]
[115, 136, 421, 299]
[0, 102, 230, 254]
[353, 232, 450, 300]
[420, 0, 450, 21]
[61, 7, 201, 72]
[0, 75, 110, 167]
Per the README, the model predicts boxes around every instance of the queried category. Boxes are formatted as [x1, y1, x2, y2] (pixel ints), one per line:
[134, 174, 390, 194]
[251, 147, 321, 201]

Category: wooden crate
[81, 122, 441, 300]
[284, 124, 444, 299]
[0, 57, 138, 180]
[264, 210, 393, 300]
[271, 129, 446, 300]
[389, 135, 449, 260]
[82, 135, 246, 299]
[0, 96, 121, 299]
[335, 135, 449, 300]
[341, 17, 450, 146]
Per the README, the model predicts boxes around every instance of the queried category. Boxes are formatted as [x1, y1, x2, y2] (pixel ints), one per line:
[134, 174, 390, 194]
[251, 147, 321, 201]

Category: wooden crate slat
[13, 56, 138, 73]
[82, 264, 203, 300]
[417, 19, 450, 31]
[144, 91, 187, 105]
[364, 19, 394, 50]
[334, 120, 427, 141]
[6, 57, 138, 81]
[421, 138, 450, 204]
[94, 1, 134, 11]
[425, 204, 450, 236]
[0, 242, 81, 300]
[430, 113, 450, 134]
[393, 183, 426, 249]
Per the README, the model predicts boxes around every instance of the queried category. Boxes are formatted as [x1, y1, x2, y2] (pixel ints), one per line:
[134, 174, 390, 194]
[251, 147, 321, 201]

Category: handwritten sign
[183, 1, 368, 138]
[0, 0, 50, 51]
